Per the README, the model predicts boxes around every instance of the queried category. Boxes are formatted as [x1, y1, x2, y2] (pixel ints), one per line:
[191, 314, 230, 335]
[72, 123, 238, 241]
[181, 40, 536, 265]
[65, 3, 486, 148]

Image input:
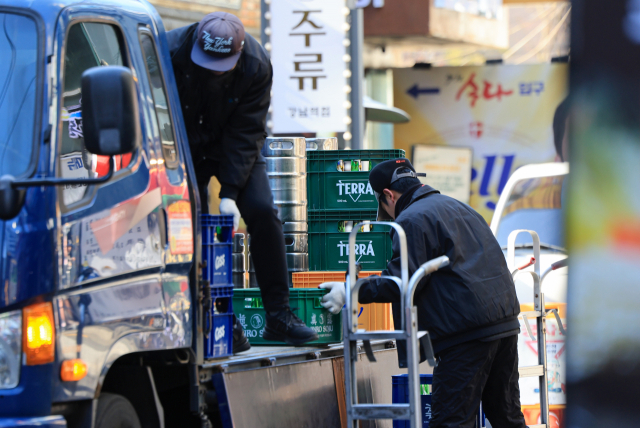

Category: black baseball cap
[369, 158, 426, 220]
[191, 12, 245, 72]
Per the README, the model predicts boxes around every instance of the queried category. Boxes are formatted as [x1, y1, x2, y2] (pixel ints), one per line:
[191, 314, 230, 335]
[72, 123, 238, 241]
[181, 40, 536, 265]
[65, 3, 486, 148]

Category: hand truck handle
[347, 222, 409, 329]
[541, 257, 568, 284]
[507, 229, 541, 277]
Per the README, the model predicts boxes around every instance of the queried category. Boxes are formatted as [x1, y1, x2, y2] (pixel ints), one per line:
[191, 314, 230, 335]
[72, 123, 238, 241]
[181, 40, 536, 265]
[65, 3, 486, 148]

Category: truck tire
[95, 393, 142, 428]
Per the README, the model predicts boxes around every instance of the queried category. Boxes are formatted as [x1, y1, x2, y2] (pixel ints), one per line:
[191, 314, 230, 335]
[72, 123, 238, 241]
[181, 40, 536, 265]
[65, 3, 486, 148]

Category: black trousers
[196, 157, 289, 312]
[430, 335, 526, 428]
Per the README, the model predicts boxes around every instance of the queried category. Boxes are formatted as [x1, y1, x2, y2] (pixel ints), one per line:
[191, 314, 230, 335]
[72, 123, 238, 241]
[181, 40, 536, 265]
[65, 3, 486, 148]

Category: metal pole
[260, 0, 269, 48]
[261, 0, 272, 136]
[349, 7, 365, 150]
[343, 307, 356, 428]
[535, 288, 549, 425]
[406, 306, 421, 428]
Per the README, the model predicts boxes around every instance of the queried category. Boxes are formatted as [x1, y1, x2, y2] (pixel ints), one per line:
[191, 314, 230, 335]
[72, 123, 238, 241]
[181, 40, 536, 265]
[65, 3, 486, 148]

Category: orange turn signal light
[61, 359, 88, 382]
[23, 302, 55, 365]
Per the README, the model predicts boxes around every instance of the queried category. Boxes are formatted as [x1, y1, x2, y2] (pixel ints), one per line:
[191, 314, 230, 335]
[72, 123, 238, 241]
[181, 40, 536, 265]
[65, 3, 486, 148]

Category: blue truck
[0, 1, 417, 427]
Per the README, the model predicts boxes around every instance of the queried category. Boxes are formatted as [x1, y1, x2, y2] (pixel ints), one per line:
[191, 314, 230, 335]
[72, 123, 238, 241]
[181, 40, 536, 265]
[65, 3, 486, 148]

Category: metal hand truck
[343, 221, 449, 428]
[507, 229, 567, 428]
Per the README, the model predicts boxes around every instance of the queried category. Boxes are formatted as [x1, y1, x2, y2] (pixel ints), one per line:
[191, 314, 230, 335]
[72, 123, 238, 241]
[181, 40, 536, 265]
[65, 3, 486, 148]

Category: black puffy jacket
[167, 24, 273, 200]
[359, 185, 520, 367]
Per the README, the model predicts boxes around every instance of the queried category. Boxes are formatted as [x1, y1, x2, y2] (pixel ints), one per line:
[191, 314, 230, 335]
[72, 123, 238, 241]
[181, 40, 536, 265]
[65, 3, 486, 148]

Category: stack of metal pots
[261, 137, 309, 286]
[232, 233, 245, 289]
[248, 137, 338, 288]
[263, 137, 308, 233]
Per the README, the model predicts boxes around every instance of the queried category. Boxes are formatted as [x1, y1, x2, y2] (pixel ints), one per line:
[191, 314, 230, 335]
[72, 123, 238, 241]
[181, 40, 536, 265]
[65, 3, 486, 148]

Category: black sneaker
[262, 308, 319, 346]
[233, 317, 251, 354]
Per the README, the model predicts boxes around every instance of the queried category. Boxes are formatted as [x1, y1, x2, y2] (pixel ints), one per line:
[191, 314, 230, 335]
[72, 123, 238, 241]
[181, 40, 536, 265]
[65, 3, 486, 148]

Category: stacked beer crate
[201, 214, 236, 358]
[292, 147, 406, 331]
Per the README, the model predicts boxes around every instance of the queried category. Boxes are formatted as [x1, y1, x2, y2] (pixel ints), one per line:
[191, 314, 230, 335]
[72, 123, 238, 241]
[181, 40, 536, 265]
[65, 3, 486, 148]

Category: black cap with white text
[191, 12, 245, 72]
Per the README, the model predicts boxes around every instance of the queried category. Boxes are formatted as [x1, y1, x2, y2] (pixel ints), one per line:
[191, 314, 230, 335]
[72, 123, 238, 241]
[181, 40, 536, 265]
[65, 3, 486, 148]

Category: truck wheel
[95, 393, 141, 428]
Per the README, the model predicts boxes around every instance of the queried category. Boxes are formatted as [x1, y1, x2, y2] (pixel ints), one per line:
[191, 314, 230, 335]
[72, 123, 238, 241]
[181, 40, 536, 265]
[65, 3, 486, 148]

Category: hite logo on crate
[336, 180, 374, 202]
[215, 254, 225, 270]
[337, 240, 375, 262]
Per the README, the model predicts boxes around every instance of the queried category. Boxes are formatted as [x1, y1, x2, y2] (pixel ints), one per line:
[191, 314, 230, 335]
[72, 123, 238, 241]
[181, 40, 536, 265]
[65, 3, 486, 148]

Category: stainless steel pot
[233, 233, 245, 254]
[232, 253, 245, 272]
[275, 204, 307, 223]
[262, 137, 306, 158]
[306, 137, 338, 151]
[263, 137, 307, 224]
[286, 253, 309, 272]
[233, 272, 245, 289]
[284, 234, 308, 253]
[282, 222, 308, 233]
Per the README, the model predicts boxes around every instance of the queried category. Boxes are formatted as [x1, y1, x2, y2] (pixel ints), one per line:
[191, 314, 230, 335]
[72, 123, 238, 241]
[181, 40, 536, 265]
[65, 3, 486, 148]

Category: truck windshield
[0, 12, 39, 177]
[495, 174, 566, 250]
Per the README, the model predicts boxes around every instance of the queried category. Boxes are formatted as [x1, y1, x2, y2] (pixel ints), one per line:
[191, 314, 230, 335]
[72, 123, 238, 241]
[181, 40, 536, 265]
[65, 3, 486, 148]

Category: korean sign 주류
[270, 0, 347, 133]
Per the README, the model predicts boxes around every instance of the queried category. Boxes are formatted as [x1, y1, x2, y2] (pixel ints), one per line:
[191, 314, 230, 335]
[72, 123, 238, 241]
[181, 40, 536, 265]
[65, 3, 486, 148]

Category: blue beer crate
[201, 214, 234, 286]
[204, 285, 234, 359]
[391, 374, 485, 427]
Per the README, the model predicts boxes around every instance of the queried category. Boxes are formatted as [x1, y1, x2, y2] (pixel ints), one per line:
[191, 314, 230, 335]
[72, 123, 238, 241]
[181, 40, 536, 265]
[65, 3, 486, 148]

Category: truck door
[137, 26, 195, 342]
[57, 19, 162, 288]
[52, 9, 194, 404]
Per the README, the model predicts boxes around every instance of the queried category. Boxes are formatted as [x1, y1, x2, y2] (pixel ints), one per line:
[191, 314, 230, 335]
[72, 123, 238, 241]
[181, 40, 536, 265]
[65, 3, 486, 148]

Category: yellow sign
[393, 64, 568, 220]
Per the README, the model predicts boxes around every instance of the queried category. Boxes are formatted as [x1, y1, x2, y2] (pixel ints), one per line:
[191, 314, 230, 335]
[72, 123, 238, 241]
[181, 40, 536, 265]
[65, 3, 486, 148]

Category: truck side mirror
[81, 66, 140, 156]
[0, 176, 25, 220]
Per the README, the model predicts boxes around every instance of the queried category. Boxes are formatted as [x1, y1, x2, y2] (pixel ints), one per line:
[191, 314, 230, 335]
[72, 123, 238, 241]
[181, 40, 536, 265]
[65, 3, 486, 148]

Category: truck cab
[0, 1, 204, 426]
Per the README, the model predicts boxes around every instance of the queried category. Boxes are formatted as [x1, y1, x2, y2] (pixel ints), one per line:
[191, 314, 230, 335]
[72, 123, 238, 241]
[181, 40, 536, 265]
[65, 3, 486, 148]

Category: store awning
[364, 96, 411, 123]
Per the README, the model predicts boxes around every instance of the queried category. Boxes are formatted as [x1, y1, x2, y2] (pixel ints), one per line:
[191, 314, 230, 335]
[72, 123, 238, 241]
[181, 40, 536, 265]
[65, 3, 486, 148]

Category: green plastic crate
[308, 210, 393, 271]
[307, 149, 405, 211]
[232, 288, 342, 346]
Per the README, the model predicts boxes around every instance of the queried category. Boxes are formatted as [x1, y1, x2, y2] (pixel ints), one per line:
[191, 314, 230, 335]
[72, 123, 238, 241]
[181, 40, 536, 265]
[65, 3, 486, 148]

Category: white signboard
[434, 0, 502, 19]
[412, 145, 472, 203]
[271, 0, 347, 133]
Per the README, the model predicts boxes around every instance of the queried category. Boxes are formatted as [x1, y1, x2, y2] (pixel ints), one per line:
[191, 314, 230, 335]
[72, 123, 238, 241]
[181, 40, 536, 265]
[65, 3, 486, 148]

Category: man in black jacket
[320, 159, 526, 427]
[167, 12, 317, 348]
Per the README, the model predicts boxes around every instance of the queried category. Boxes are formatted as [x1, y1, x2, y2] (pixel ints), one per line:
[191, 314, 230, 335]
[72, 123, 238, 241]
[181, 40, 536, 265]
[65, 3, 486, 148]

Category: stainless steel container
[282, 222, 308, 233]
[263, 137, 306, 158]
[232, 253, 245, 272]
[232, 251, 246, 289]
[284, 234, 308, 253]
[286, 253, 309, 286]
[263, 137, 307, 225]
[286, 253, 309, 272]
[232, 233, 245, 254]
[233, 273, 245, 289]
[306, 137, 338, 151]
